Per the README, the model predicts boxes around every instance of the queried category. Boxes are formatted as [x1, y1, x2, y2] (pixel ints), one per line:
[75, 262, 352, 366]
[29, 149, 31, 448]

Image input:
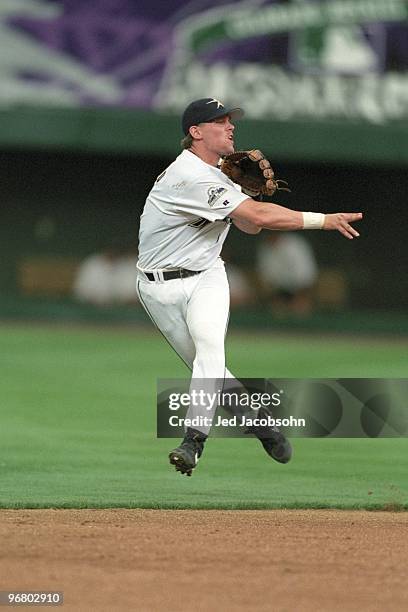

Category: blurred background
[1, 0, 407, 335]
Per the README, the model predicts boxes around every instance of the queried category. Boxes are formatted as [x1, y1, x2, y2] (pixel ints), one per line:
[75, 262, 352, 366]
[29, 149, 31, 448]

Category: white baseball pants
[136, 259, 239, 435]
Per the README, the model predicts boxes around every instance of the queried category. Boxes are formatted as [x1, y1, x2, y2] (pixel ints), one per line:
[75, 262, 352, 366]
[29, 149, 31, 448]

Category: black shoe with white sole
[169, 428, 207, 477]
[245, 406, 292, 464]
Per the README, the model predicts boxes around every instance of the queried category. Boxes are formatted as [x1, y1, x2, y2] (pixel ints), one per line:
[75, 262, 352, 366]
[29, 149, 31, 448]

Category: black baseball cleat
[245, 406, 292, 464]
[169, 428, 207, 476]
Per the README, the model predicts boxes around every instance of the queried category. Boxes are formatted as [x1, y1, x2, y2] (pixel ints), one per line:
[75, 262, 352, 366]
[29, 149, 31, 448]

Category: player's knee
[194, 333, 224, 358]
[190, 318, 224, 339]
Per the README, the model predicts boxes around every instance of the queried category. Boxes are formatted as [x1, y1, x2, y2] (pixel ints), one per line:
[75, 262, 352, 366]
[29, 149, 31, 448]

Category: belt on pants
[144, 268, 203, 281]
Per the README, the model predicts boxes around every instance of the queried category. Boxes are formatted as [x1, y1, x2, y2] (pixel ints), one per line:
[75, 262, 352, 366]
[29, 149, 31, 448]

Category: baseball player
[137, 97, 362, 477]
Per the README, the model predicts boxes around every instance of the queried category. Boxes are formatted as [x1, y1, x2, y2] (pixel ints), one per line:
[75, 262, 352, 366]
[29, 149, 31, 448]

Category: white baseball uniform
[137, 149, 249, 434]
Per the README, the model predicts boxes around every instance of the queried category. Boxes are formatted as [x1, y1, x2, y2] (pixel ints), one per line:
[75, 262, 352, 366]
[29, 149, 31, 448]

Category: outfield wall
[1, 107, 407, 166]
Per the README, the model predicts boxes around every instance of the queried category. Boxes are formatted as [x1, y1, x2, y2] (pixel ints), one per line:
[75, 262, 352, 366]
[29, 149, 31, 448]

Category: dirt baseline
[0, 509, 406, 612]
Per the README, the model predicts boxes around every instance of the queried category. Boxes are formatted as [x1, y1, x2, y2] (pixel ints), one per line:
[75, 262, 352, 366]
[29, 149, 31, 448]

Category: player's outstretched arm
[230, 199, 363, 239]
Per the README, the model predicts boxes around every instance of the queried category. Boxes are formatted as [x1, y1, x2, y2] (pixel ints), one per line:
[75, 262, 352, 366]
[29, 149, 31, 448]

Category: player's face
[197, 115, 235, 156]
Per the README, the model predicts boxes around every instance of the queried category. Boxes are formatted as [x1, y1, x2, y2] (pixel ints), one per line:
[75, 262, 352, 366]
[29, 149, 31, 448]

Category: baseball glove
[220, 149, 290, 197]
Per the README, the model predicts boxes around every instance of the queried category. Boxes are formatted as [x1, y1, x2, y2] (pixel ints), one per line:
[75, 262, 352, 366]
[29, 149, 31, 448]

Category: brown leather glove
[220, 149, 289, 197]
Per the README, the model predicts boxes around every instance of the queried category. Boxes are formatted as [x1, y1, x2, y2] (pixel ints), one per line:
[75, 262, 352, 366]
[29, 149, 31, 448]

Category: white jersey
[137, 150, 248, 271]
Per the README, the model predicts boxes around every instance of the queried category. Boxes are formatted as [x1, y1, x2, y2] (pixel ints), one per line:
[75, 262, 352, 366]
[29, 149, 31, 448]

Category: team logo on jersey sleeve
[207, 185, 227, 207]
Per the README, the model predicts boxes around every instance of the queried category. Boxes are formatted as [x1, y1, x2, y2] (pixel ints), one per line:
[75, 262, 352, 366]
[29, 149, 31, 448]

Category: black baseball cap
[182, 98, 244, 135]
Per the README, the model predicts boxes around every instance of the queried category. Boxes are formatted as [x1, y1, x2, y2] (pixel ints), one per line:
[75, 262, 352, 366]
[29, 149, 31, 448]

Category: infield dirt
[0, 509, 406, 611]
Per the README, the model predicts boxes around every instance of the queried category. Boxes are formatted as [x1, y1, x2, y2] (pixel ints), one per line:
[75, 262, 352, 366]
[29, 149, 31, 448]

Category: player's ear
[189, 125, 202, 140]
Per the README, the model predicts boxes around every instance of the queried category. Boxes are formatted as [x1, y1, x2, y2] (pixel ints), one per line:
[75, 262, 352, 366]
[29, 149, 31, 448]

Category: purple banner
[2, 0, 408, 122]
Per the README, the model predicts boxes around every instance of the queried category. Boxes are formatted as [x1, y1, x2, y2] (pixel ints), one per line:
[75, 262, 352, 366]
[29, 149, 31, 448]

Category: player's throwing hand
[323, 212, 363, 239]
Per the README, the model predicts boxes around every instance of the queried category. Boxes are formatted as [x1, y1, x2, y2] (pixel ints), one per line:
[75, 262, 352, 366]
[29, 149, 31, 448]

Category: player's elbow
[247, 209, 267, 229]
[231, 200, 268, 229]
[232, 218, 262, 234]
[247, 201, 278, 229]
[252, 204, 303, 231]
[242, 224, 262, 235]
[248, 225, 263, 234]
[248, 220, 263, 233]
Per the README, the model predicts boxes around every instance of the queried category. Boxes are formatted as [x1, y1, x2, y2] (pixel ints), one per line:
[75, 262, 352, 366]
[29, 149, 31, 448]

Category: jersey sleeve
[175, 173, 249, 222]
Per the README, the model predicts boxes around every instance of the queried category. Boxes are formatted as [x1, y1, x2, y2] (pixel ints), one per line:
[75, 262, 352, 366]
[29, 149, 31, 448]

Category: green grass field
[1, 323, 407, 509]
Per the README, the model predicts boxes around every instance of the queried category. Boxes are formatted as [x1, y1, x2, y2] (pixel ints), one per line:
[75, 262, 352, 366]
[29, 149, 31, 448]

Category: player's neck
[189, 145, 219, 167]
